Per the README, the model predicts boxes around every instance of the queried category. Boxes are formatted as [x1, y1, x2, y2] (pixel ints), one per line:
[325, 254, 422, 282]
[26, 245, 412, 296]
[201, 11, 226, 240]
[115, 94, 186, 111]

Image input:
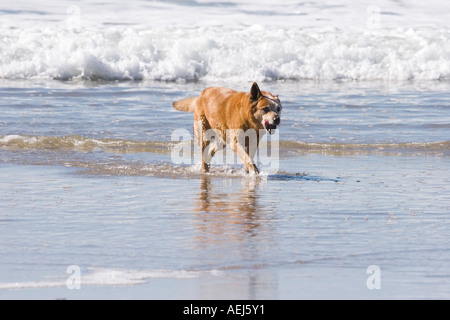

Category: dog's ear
[250, 82, 262, 102]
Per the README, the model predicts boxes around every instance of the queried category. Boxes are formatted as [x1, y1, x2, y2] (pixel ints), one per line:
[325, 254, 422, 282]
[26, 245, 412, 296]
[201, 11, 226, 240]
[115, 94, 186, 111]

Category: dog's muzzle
[264, 116, 280, 134]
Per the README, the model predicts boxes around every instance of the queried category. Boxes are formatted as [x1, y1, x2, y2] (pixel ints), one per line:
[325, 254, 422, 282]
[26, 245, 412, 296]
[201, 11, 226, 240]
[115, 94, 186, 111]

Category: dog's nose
[274, 116, 280, 125]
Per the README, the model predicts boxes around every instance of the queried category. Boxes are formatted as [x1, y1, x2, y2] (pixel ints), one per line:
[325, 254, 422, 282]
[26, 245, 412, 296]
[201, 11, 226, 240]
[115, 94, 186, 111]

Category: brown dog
[172, 82, 282, 174]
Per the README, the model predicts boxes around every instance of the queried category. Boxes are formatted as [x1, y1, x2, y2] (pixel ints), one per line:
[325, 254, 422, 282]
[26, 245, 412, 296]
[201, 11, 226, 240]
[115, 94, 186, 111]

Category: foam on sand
[0, 268, 222, 290]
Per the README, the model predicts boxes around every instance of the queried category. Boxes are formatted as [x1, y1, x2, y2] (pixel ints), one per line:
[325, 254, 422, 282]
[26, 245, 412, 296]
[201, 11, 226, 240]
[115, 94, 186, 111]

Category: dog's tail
[172, 97, 197, 113]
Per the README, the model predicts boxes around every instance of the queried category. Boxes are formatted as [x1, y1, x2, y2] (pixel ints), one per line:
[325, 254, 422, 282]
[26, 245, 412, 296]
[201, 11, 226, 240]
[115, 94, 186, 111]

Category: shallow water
[1, 79, 449, 299]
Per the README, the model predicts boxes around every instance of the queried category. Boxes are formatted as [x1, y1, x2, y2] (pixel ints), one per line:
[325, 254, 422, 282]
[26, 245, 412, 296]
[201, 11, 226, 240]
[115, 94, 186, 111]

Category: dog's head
[250, 82, 282, 134]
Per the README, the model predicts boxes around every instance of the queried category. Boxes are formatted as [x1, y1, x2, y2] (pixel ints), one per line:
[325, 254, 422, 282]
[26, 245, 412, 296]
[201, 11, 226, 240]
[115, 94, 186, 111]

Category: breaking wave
[1, 26, 450, 82]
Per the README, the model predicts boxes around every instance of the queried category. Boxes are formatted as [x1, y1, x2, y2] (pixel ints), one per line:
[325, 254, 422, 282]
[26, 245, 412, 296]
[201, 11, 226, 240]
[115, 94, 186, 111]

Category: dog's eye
[277, 107, 281, 112]
[263, 107, 270, 113]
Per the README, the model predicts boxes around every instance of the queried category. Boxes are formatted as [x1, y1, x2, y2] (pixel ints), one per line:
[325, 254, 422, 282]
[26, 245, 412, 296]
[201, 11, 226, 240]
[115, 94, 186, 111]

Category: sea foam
[1, 26, 449, 82]
[1, 0, 450, 82]
[0, 268, 221, 290]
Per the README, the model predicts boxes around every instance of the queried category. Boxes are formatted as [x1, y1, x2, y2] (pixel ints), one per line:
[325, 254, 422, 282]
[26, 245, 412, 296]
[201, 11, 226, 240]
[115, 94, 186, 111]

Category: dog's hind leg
[202, 129, 226, 173]
[195, 115, 216, 173]
[193, 120, 203, 149]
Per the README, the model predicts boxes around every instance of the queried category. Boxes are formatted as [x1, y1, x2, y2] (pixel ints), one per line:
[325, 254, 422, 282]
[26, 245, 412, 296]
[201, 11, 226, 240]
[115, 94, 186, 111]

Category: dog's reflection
[194, 176, 265, 241]
[193, 176, 279, 299]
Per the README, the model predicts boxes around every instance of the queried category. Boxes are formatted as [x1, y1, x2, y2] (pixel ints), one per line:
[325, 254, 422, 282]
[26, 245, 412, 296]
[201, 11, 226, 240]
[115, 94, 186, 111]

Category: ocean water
[1, 0, 450, 299]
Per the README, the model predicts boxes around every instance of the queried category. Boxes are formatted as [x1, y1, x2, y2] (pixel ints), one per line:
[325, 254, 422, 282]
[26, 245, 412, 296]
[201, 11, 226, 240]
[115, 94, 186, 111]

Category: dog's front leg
[247, 136, 259, 171]
[229, 130, 259, 175]
[242, 144, 259, 174]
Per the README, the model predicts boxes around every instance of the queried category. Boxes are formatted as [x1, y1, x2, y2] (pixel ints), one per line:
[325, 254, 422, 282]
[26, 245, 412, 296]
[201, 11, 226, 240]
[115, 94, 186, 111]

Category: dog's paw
[245, 163, 259, 175]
